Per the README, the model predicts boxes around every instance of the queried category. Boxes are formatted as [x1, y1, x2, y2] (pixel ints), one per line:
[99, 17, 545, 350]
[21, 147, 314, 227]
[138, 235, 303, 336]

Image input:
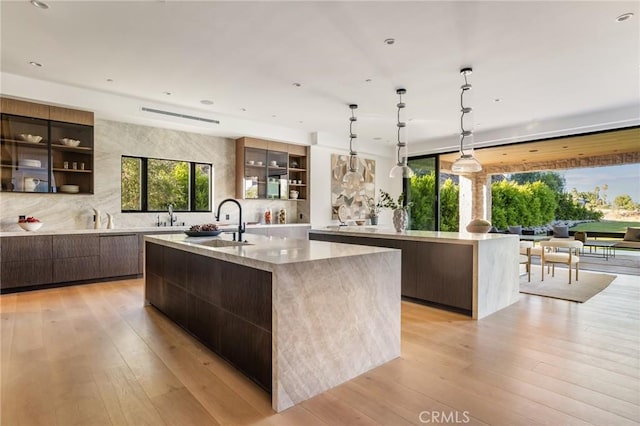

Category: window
[121, 156, 212, 212]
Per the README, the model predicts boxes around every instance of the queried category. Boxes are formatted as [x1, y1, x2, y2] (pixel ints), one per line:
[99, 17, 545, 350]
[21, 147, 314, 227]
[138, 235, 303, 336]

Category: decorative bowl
[17, 134, 43, 143]
[59, 184, 80, 193]
[60, 138, 81, 147]
[466, 219, 492, 233]
[19, 222, 43, 231]
[355, 220, 366, 226]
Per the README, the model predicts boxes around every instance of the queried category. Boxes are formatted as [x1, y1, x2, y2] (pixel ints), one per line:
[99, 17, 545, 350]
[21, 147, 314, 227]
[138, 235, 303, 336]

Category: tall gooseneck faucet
[215, 198, 245, 242]
[168, 203, 177, 226]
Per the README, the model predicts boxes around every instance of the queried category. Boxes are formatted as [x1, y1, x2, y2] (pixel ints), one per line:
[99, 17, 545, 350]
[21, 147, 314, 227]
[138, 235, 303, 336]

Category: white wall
[309, 132, 400, 228]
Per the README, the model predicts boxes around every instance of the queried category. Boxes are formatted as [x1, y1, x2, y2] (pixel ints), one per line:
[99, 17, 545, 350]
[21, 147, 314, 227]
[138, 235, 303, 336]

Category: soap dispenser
[93, 208, 101, 229]
[107, 213, 115, 229]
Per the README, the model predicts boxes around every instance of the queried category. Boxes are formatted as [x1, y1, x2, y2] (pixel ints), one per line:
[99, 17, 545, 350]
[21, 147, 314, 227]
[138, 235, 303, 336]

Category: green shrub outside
[409, 171, 604, 231]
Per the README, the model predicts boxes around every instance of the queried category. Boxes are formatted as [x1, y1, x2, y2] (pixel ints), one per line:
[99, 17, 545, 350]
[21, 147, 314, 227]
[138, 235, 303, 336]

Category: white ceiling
[1, 1, 639, 154]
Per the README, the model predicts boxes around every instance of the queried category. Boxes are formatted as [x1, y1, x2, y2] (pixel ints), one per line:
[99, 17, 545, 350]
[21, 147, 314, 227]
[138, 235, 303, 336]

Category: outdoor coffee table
[583, 240, 616, 260]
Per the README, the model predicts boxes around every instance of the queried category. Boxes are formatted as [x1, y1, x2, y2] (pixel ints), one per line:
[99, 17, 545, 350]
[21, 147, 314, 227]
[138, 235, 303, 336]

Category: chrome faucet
[215, 198, 245, 242]
[168, 203, 177, 226]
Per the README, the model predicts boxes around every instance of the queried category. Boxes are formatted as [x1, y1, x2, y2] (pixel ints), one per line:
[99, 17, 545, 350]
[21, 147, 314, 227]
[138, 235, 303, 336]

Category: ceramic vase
[369, 214, 379, 226]
[393, 209, 407, 232]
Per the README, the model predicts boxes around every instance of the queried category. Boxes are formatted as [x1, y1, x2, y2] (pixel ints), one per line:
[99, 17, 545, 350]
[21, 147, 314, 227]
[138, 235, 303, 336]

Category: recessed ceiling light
[384, 38, 395, 45]
[292, 82, 301, 87]
[493, 98, 501, 102]
[30, 0, 49, 9]
[365, 79, 373, 83]
[241, 108, 247, 112]
[106, 78, 114, 83]
[163, 91, 172, 96]
[272, 114, 277, 118]
[298, 121, 303, 124]
[200, 99, 214, 105]
[29, 61, 42, 67]
[616, 12, 634, 22]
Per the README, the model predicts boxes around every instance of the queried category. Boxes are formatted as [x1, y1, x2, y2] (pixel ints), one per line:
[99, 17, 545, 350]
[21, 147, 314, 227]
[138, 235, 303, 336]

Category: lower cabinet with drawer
[99, 234, 139, 277]
[52, 234, 100, 283]
[1, 232, 140, 293]
[0, 235, 53, 290]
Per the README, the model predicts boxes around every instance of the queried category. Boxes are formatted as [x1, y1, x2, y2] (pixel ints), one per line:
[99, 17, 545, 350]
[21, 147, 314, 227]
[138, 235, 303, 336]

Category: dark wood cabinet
[52, 234, 100, 283]
[0, 236, 52, 290]
[0, 97, 94, 194]
[99, 234, 138, 277]
[1, 231, 143, 293]
[145, 241, 273, 392]
[235, 137, 310, 201]
[308, 232, 473, 314]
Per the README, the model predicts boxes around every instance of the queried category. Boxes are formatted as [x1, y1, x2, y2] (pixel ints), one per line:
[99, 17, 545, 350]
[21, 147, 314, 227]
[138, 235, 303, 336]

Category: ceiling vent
[141, 107, 220, 124]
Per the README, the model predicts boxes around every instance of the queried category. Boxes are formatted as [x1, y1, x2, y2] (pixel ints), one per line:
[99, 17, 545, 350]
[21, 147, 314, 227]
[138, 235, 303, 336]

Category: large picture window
[121, 156, 212, 212]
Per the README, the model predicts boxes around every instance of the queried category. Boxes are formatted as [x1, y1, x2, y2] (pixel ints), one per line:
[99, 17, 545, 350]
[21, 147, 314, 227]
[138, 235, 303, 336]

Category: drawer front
[1, 259, 53, 289]
[53, 256, 100, 283]
[100, 234, 139, 277]
[0, 236, 52, 262]
[53, 235, 99, 258]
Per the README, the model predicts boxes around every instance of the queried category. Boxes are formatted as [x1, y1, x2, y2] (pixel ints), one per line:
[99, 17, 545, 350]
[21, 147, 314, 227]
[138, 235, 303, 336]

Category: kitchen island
[144, 233, 400, 412]
[309, 227, 520, 319]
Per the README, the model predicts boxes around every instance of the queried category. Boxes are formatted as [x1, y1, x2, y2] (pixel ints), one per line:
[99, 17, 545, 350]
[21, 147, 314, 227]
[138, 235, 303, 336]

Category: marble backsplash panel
[0, 119, 301, 231]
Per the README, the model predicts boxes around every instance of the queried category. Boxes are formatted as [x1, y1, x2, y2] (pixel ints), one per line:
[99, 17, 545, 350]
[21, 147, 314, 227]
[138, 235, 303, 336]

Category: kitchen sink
[196, 239, 251, 248]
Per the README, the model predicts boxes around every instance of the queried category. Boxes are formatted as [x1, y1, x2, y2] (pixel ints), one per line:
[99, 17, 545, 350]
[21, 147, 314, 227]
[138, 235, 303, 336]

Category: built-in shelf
[0, 97, 94, 194]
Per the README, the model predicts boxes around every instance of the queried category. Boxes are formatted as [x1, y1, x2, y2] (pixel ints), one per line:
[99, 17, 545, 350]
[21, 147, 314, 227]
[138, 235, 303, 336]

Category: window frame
[121, 155, 212, 213]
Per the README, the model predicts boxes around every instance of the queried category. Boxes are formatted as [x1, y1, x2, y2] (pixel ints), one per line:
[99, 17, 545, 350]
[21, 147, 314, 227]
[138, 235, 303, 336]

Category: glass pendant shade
[343, 154, 364, 187]
[389, 163, 415, 178]
[451, 153, 482, 173]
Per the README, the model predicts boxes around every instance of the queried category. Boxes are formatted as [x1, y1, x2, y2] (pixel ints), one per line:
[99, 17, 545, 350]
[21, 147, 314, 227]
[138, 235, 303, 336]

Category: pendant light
[342, 104, 364, 188]
[451, 67, 482, 174]
[389, 88, 414, 178]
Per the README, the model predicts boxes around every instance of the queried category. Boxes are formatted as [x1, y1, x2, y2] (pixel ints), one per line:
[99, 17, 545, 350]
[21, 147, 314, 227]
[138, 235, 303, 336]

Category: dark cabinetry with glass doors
[0, 97, 94, 194]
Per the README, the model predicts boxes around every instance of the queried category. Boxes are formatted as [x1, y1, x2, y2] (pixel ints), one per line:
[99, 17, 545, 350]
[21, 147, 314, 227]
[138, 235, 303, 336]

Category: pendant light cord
[396, 90, 406, 165]
[459, 70, 472, 157]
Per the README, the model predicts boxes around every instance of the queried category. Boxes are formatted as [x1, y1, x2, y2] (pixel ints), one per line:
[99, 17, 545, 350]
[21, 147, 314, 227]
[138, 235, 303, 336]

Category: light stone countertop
[309, 226, 518, 244]
[0, 223, 310, 237]
[145, 232, 397, 272]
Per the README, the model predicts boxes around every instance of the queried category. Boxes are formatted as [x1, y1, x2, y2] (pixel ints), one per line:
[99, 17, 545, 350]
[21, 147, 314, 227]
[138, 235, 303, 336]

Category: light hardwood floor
[1, 273, 638, 425]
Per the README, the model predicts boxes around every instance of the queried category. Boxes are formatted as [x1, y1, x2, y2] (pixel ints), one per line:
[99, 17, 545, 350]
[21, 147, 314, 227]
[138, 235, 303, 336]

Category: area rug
[520, 266, 616, 303]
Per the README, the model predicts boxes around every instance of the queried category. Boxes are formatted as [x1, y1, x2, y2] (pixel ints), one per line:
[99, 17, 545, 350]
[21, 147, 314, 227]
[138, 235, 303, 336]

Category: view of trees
[121, 156, 212, 212]
[408, 172, 459, 231]
[121, 157, 141, 211]
[408, 169, 622, 231]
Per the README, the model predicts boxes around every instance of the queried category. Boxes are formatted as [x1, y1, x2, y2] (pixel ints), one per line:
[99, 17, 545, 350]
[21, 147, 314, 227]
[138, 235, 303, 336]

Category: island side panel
[271, 250, 401, 412]
[145, 241, 272, 392]
[474, 236, 520, 319]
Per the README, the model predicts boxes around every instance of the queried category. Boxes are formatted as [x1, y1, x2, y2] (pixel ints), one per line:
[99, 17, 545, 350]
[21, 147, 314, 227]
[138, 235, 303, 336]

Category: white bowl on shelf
[59, 184, 80, 193]
[60, 138, 81, 147]
[19, 159, 41, 168]
[18, 222, 43, 231]
[17, 134, 43, 143]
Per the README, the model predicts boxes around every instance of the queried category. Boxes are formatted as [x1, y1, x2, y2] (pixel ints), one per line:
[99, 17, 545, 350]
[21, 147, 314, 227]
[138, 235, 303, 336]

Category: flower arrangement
[379, 189, 413, 212]
[366, 196, 384, 217]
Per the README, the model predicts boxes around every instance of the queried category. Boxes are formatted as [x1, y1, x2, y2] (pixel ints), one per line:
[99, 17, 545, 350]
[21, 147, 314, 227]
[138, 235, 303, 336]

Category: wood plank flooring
[1, 273, 638, 425]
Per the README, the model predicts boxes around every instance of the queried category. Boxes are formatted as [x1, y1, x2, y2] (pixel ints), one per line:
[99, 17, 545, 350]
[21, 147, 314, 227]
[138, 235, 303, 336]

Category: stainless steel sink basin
[196, 239, 251, 248]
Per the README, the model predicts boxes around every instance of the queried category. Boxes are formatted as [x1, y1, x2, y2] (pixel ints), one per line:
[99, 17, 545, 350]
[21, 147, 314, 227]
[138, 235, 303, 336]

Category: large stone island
[309, 227, 520, 319]
[144, 233, 401, 412]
